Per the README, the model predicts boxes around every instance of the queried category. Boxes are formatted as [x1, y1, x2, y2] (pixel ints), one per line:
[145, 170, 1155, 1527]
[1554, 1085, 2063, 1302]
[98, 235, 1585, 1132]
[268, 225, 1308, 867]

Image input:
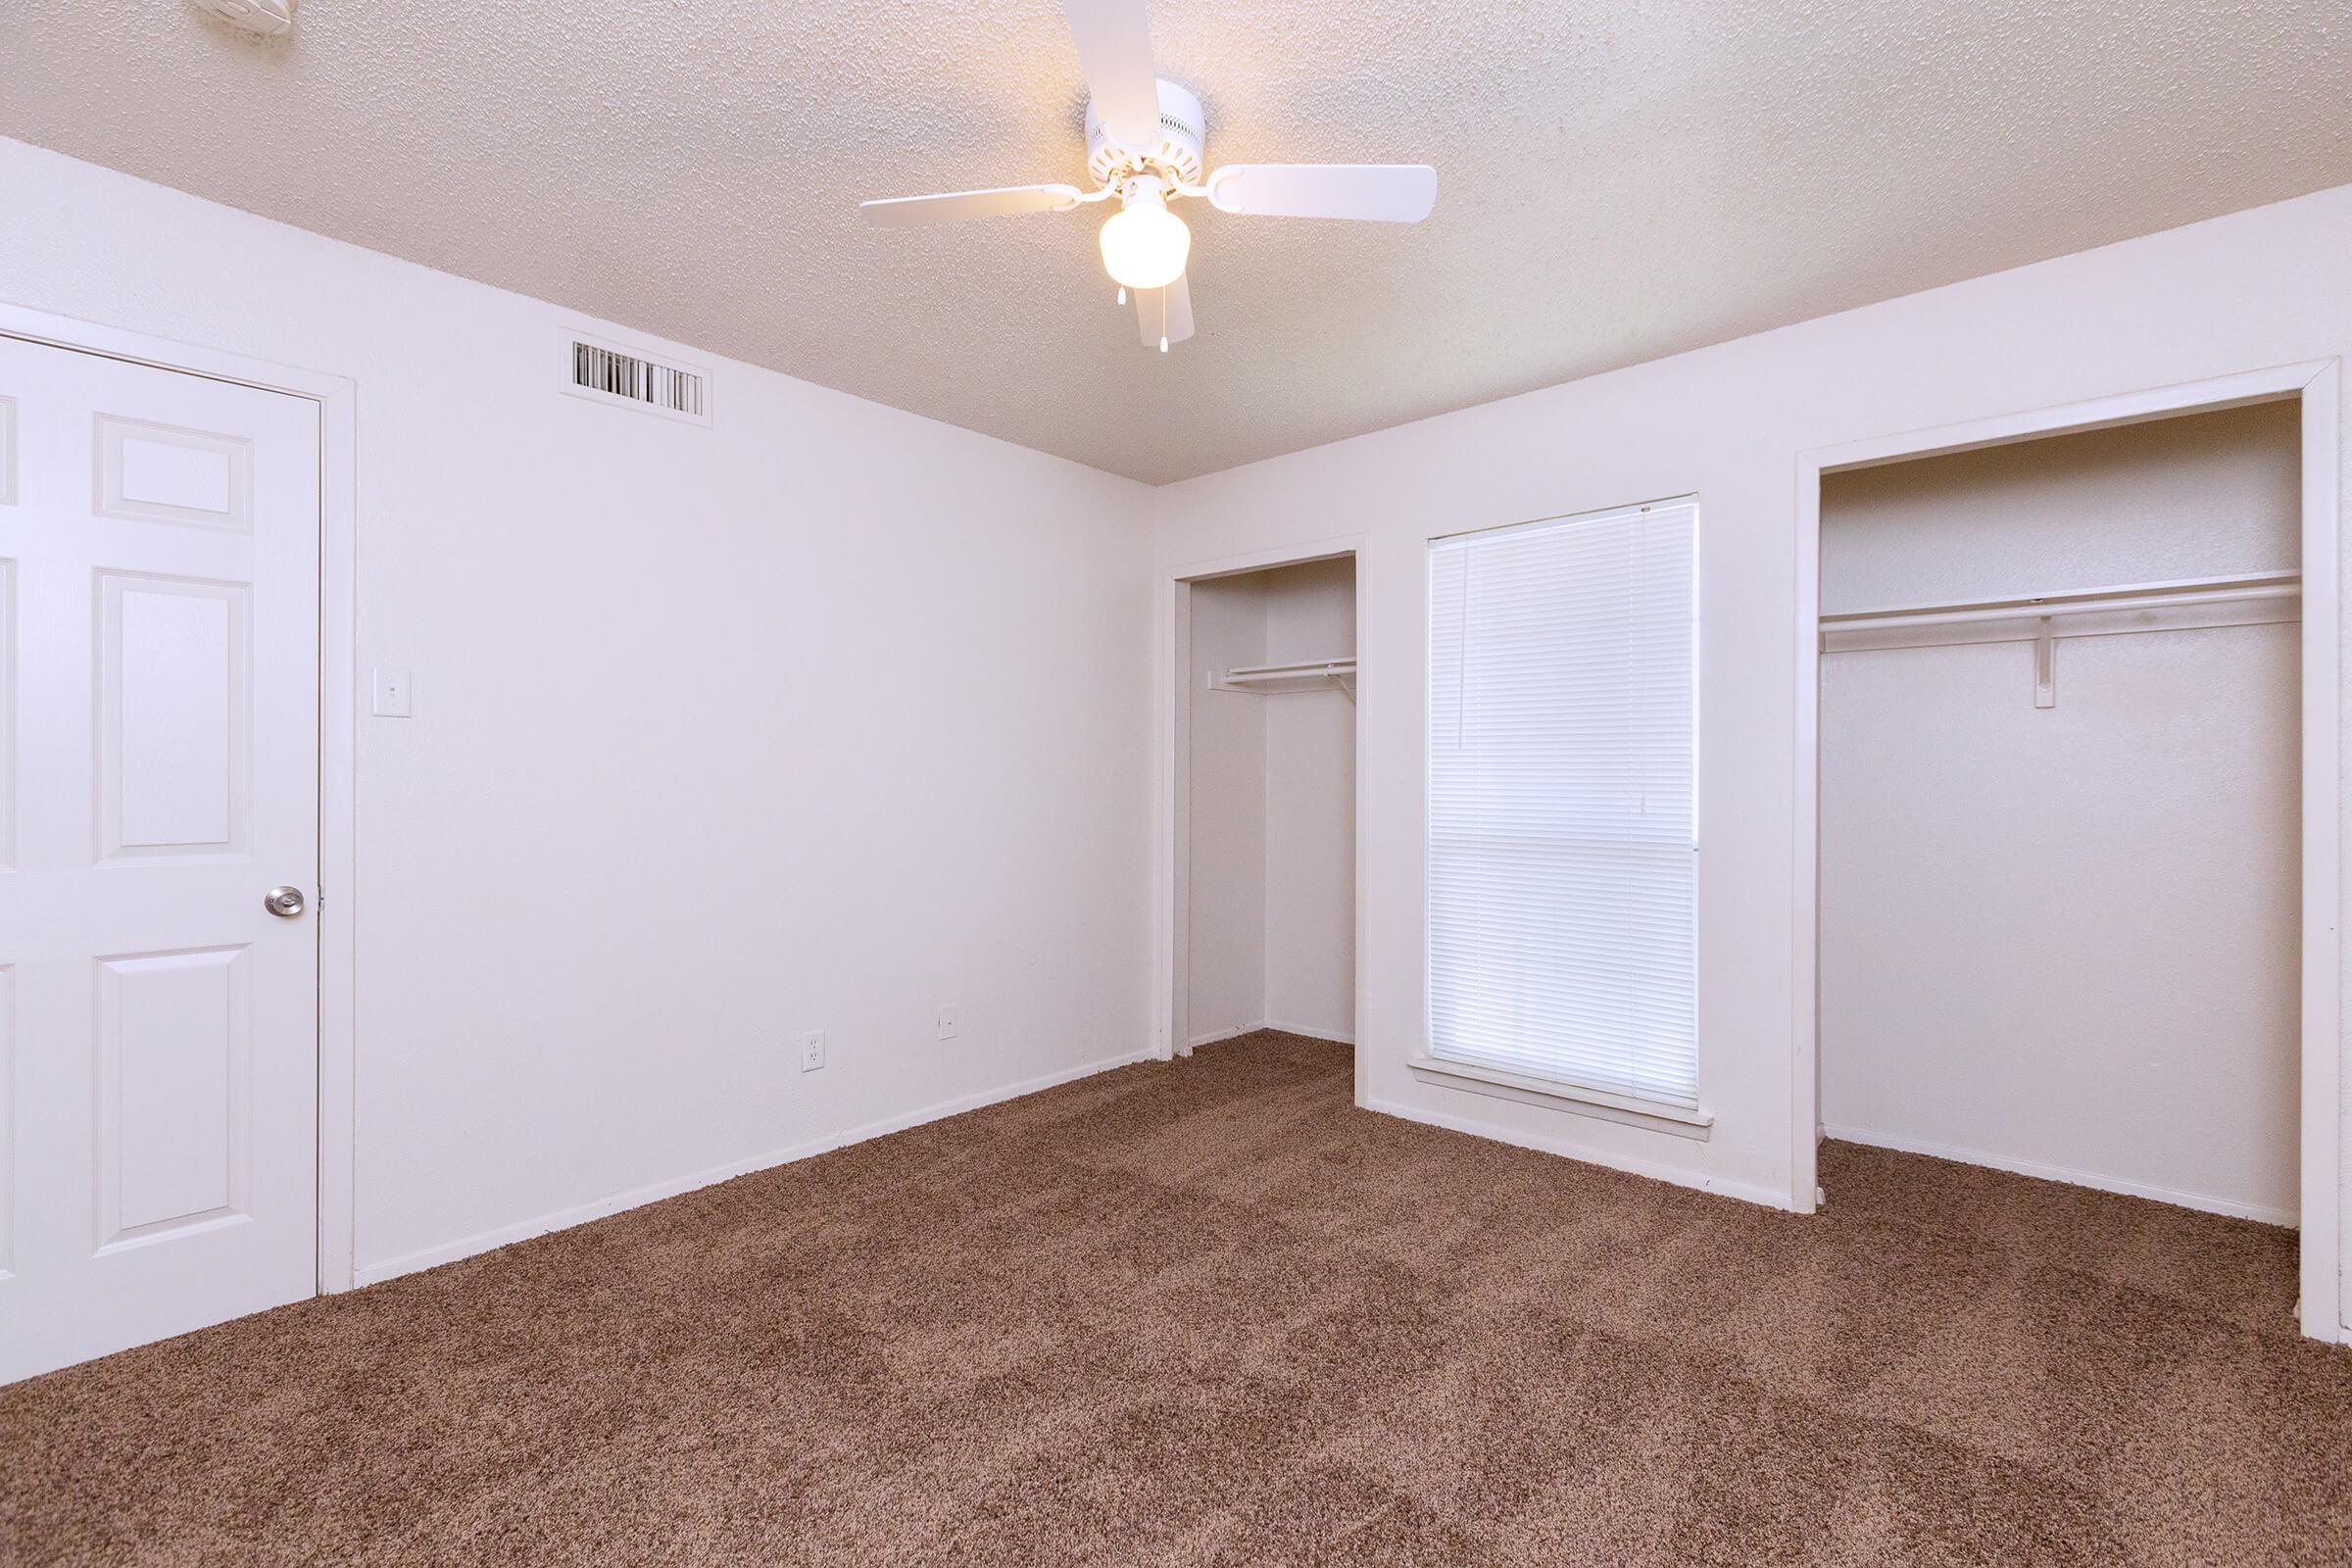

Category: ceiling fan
[857, 0, 1438, 353]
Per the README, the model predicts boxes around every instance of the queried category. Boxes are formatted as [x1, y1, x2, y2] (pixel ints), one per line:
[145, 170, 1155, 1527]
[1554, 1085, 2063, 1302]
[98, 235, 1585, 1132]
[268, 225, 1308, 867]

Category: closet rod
[1820, 570, 2298, 635]
[1209, 658, 1357, 695]
[1223, 658, 1357, 680]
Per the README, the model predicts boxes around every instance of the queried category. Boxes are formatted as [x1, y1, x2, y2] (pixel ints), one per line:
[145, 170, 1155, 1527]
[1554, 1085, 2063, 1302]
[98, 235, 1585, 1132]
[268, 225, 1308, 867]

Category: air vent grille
[560, 331, 711, 426]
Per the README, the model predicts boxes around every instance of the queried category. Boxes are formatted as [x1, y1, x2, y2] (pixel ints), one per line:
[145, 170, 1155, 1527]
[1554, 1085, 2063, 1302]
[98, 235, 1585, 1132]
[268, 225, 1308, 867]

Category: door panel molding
[97, 570, 253, 861]
[94, 944, 253, 1251]
[94, 415, 254, 531]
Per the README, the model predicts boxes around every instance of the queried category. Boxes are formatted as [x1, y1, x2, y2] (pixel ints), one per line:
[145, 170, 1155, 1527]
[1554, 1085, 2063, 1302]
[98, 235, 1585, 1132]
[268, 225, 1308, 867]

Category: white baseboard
[1263, 1017, 1354, 1046]
[1820, 1123, 2298, 1228]
[1360, 1095, 1790, 1211]
[1188, 1019, 1355, 1049]
[354, 1050, 1152, 1287]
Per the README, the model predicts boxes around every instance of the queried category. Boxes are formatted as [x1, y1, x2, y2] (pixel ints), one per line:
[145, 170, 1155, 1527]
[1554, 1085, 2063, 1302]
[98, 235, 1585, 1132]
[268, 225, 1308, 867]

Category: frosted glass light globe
[1099, 190, 1191, 291]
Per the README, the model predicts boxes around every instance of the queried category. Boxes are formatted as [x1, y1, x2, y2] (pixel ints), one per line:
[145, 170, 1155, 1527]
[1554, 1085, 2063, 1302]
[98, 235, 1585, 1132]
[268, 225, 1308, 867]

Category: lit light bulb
[1159, 336, 1170, 353]
[1116, 286, 1128, 306]
[1099, 179, 1191, 292]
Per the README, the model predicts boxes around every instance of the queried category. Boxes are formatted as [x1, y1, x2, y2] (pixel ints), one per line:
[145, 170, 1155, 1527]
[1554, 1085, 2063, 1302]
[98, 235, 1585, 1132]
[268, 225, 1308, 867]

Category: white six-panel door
[0, 336, 320, 1383]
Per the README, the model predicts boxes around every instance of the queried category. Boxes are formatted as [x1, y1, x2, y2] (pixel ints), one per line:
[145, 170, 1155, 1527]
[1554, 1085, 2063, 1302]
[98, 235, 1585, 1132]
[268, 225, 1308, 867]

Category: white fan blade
[859, 183, 1083, 227]
[1062, 0, 1160, 150]
[1135, 274, 1194, 348]
[1205, 165, 1438, 222]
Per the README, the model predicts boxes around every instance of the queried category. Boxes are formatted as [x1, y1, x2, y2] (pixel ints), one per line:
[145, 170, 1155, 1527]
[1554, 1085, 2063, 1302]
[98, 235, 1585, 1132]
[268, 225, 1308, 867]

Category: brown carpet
[4, 1030, 2349, 1566]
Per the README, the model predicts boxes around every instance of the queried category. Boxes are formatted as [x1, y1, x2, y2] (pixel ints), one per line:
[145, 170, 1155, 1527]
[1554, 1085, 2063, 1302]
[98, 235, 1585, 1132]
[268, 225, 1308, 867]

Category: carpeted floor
[4, 1030, 2350, 1565]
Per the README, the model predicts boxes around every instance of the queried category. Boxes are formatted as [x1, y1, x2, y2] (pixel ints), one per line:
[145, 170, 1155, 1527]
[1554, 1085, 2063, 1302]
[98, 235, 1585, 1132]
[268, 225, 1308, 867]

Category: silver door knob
[264, 885, 306, 918]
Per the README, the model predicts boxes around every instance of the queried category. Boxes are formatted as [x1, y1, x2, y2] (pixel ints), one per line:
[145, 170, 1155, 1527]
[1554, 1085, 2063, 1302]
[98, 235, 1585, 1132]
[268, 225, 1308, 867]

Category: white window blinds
[1427, 497, 1698, 1107]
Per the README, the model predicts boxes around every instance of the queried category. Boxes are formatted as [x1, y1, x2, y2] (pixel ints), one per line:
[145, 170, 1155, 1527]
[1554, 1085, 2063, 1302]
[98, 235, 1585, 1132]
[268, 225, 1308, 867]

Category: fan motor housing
[1087, 78, 1205, 186]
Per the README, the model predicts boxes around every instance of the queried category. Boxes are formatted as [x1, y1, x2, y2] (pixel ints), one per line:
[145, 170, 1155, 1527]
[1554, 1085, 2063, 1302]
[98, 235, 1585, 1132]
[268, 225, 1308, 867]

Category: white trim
[1405, 1054, 1714, 1139]
[1189, 1019, 1355, 1049]
[1822, 1124, 2298, 1228]
[0, 301, 363, 1297]
[1793, 359, 2345, 1344]
[1163, 576, 1191, 1059]
[1794, 444, 1824, 1218]
[316, 377, 359, 1296]
[1153, 533, 1368, 1094]
[1804, 372, 2306, 473]
[354, 1049, 1152, 1288]
[1263, 1018, 1354, 1046]
[1362, 1095, 1783, 1208]
[2295, 360, 2344, 1342]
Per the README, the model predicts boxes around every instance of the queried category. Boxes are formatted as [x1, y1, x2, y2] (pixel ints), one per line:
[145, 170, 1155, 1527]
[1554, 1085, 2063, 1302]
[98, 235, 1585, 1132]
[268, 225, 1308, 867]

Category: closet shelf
[1209, 658, 1357, 696]
[1819, 570, 2300, 710]
[1819, 570, 2299, 639]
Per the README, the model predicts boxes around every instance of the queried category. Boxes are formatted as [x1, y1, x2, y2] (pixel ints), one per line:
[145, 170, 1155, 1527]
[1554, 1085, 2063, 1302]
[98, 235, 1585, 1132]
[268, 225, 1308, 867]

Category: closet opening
[1794, 365, 2344, 1344]
[1167, 551, 1359, 1076]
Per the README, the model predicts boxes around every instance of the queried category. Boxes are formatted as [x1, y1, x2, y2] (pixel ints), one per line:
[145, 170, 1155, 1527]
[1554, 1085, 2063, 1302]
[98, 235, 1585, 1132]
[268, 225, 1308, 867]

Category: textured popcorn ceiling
[3, 1, 2349, 483]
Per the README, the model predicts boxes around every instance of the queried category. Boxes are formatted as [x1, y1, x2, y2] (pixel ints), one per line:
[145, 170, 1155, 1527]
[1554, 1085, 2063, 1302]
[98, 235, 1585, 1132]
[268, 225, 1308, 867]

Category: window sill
[1405, 1054, 1715, 1141]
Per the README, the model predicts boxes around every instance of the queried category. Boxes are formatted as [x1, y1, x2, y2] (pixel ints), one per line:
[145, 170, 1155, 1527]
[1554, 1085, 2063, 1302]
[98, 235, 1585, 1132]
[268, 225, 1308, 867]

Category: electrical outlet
[936, 1005, 958, 1041]
[800, 1029, 827, 1072]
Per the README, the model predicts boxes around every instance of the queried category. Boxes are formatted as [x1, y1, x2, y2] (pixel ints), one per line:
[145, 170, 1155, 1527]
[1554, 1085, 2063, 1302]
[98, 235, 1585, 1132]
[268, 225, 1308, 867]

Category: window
[1426, 497, 1698, 1107]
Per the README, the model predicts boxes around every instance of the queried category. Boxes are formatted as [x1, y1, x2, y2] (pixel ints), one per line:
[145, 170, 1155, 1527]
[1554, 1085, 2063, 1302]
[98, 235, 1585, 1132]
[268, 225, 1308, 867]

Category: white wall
[1184, 573, 1268, 1044]
[1261, 560, 1356, 1043]
[1819, 404, 2303, 612]
[0, 139, 1154, 1282]
[1151, 182, 2352, 1329]
[1819, 405, 2302, 1222]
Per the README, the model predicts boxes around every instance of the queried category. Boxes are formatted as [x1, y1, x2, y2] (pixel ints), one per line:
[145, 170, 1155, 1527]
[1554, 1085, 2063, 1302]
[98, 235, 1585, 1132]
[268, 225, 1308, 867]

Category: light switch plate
[936, 1005, 958, 1041]
[371, 664, 413, 717]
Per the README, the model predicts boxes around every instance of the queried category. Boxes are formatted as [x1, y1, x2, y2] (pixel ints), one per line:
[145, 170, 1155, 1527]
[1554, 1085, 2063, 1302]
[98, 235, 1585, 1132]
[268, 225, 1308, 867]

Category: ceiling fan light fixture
[855, 2, 1440, 355]
[1099, 180, 1191, 291]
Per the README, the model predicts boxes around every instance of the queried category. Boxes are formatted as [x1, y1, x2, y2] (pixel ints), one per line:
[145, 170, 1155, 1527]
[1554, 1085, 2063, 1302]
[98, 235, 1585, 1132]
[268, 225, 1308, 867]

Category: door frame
[0, 302, 362, 1296]
[1151, 534, 1367, 1089]
[1791, 359, 2345, 1343]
